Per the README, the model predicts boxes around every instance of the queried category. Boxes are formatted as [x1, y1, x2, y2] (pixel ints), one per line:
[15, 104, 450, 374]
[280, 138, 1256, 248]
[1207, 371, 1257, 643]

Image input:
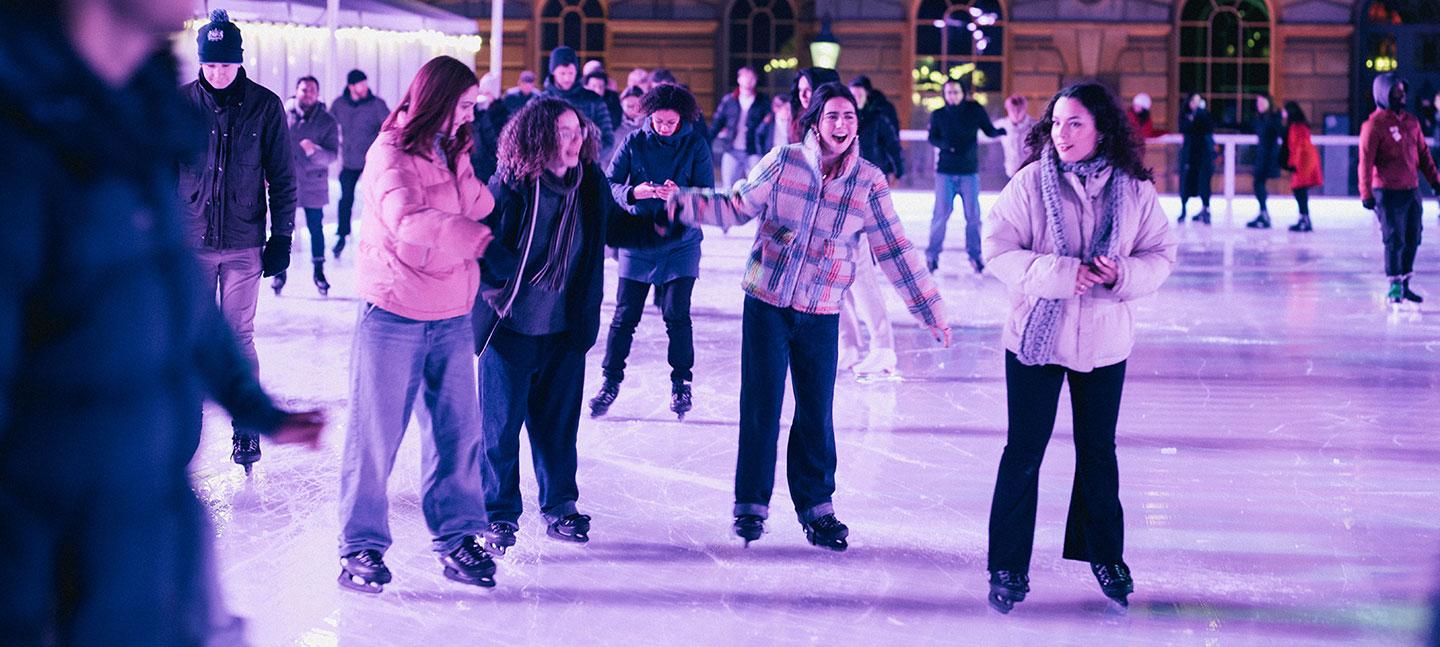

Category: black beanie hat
[197, 9, 244, 64]
[347, 69, 367, 86]
[549, 46, 579, 73]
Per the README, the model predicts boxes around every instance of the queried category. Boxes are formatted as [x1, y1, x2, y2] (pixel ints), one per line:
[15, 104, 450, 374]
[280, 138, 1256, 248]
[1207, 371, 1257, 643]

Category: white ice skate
[852, 348, 899, 382]
[838, 346, 861, 371]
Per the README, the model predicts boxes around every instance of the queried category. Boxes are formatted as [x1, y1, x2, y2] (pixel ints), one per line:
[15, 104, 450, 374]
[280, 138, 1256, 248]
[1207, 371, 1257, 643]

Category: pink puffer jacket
[356, 127, 495, 321]
[983, 162, 1177, 372]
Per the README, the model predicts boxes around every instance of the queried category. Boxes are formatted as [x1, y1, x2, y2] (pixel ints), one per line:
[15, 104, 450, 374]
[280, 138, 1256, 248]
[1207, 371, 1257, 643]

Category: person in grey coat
[588, 84, 714, 420]
[330, 68, 390, 259]
[178, 10, 297, 469]
[279, 75, 340, 295]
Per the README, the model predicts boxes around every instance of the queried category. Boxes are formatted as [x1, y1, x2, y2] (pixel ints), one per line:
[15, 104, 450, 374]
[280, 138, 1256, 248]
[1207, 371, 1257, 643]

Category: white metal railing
[900, 130, 1438, 221]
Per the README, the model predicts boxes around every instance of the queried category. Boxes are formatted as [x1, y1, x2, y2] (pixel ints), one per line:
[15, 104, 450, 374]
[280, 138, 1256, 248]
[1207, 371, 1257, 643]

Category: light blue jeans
[929, 172, 982, 266]
[338, 305, 487, 556]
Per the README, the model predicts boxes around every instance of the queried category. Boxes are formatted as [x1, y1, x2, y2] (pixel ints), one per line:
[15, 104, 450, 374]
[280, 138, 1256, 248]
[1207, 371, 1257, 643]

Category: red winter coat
[1286, 123, 1322, 190]
[1358, 108, 1440, 202]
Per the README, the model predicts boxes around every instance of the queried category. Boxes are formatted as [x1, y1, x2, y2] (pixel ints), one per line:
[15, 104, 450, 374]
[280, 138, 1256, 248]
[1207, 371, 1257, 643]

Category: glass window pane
[773, 0, 794, 21]
[586, 23, 605, 52]
[543, 23, 559, 50]
[1180, 61, 1208, 94]
[1213, 59, 1239, 92]
[753, 14, 772, 53]
[582, 0, 603, 19]
[1242, 63, 1268, 92]
[542, 0, 563, 18]
[730, 23, 749, 52]
[563, 13, 582, 50]
[1180, 26, 1206, 56]
[917, 0, 949, 20]
[1211, 12, 1240, 58]
[776, 24, 795, 51]
[1182, 0, 1213, 22]
[730, 0, 752, 20]
[916, 25, 941, 55]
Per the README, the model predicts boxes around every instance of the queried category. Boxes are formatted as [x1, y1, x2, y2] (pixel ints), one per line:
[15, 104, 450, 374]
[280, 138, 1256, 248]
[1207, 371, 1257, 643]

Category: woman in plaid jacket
[681, 82, 951, 551]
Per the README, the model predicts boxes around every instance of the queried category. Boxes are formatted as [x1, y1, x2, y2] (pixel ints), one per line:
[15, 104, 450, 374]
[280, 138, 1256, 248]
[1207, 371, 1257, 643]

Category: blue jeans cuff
[542, 501, 580, 524]
[796, 501, 834, 524]
[733, 503, 769, 519]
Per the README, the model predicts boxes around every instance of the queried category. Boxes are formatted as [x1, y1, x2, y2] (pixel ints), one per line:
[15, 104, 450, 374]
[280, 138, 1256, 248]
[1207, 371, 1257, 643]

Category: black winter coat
[928, 101, 1004, 175]
[710, 90, 770, 155]
[1252, 109, 1284, 180]
[857, 94, 904, 178]
[470, 100, 511, 185]
[1180, 106, 1217, 170]
[0, 20, 285, 641]
[473, 163, 666, 353]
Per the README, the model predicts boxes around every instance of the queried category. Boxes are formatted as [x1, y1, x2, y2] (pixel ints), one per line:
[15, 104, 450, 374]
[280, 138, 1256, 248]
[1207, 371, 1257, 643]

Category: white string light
[183, 18, 483, 54]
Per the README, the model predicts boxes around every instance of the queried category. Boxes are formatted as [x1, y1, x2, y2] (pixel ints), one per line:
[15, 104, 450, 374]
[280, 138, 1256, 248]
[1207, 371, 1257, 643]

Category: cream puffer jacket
[982, 162, 1177, 372]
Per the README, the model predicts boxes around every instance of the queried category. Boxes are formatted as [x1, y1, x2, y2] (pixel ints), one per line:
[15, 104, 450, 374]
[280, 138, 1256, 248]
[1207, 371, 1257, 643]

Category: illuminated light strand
[183, 18, 482, 53]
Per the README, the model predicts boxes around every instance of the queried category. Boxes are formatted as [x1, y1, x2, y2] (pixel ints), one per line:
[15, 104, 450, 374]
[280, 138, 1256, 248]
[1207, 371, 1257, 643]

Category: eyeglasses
[557, 127, 581, 143]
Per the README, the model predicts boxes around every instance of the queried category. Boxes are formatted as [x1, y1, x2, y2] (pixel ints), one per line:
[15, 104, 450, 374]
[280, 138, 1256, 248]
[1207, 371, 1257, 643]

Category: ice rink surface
[194, 192, 1440, 646]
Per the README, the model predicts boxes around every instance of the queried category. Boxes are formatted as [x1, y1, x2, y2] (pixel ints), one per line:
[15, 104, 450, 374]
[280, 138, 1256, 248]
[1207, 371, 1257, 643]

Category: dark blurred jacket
[857, 91, 904, 178]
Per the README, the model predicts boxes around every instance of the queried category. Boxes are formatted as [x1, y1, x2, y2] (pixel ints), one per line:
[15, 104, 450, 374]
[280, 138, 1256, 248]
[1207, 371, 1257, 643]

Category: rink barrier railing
[898, 130, 1437, 227]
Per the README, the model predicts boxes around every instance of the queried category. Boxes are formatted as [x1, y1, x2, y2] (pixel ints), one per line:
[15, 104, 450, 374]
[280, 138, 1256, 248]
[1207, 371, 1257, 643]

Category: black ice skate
[1091, 562, 1134, 608]
[440, 536, 496, 588]
[313, 260, 330, 297]
[733, 514, 765, 547]
[1387, 280, 1405, 307]
[1288, 216, 1313, 232]
[1193, 209, 1212, 225]
[801, 514, 849, 552]
[332, 235, 347, 260]
[338, 549, 391, 594]
[546, 513, 591, 543]
[987, 570, 1030, 614]
[588, 380, 620, 418]
[670, 382, 692, 420]
[483, 521, 517, 555]
[1403, 278, 1424, 304]
[231, 433, 260, 475]
[271, 271, 287, 295]
[1245, 212, 1271, 229]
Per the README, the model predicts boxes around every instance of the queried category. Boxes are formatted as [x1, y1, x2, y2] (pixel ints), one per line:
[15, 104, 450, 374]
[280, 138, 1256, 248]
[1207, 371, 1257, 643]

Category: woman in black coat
[1246, 93, 1285, 228]
[1178, 93, 1216, 224]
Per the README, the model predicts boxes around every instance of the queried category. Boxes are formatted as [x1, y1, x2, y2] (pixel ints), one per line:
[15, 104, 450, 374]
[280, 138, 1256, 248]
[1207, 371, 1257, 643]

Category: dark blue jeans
[303, 207, 325, 261]
[733, 296, 840, 524]
[601, 276, 696, 384]
[988, 351, 1127, 572]
[337, 167, 362, 238]
[478, 326, 586, 525]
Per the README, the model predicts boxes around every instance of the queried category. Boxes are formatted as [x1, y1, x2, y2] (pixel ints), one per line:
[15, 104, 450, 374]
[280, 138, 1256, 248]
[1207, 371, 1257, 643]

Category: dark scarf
[530, 166, 584, 291]
[1016, 145, 1126, 366]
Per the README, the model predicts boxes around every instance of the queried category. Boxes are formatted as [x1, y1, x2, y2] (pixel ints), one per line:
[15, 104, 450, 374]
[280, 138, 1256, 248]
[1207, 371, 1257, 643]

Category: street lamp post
[810, 16, 840, 69]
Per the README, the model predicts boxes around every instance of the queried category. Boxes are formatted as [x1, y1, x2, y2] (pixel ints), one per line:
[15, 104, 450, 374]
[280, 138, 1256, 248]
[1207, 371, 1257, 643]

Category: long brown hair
[495, 96, 600, 185]
[1021, 83, 1153, 182]
[383, 56, 477, 168]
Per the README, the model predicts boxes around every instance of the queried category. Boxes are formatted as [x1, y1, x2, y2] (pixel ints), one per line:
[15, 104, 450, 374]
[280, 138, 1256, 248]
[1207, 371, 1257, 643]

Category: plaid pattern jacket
[684, 135, 945, 327]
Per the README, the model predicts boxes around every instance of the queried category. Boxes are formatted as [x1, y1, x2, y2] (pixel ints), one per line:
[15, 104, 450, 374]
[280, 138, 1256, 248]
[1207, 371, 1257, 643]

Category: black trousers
[1375, 188, 1424, 278]
[600, 276, 695, 384]
[1181, 161, 1213, 208]
[989, 351, 1127, 572]
[337, 167, 363, 238]
[1295, 187, 1310, 216]
[1253, 172, 1269, 211]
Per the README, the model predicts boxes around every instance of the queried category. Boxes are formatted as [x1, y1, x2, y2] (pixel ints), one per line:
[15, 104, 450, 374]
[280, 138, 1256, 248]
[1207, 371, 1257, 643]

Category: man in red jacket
[1359, 72, 1440, 305]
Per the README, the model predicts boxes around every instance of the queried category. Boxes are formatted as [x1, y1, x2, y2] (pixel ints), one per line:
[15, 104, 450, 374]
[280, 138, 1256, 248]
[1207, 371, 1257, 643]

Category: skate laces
[810, 514, 845, 531]
[487, 521, 516, 534]
[351, 549, 384, 568]
[452, 537, 492, 566]
[559, 513, 591, 531]
[1091, 563, 1131, 587]
[991, 570, 1030, 589]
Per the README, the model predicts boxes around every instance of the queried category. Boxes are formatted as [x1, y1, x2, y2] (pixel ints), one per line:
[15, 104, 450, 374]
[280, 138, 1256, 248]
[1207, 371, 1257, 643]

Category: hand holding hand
[271, 409, 325, 449]
[1088, 256, 1120, 288]
[1075, 265, 1105, 296]
[655, 180, 679, 201]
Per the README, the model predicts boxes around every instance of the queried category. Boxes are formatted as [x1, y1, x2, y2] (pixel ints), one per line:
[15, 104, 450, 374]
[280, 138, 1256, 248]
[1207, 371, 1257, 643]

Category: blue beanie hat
[549, 46, 579, 73]
[198, 9, 244, 65]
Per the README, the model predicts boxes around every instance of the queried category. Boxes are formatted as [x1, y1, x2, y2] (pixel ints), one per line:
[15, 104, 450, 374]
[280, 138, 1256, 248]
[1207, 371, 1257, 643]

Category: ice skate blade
[546, 528, 589, 544]
[442, 567, 496, 588]
[337, 571, 384, 594]
[987, 593, 1016, 614]
[484, 541, 511, 556]
[854, 372, 900, 384]
[241, 463, 253, 476]
[807, 537, 848, 552]
[1105, 596, 1130, 614]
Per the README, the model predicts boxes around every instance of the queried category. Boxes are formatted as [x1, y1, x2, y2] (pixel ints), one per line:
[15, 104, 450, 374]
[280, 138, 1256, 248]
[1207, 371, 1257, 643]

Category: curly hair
[639, 84, 701, 122]
[1021, 83, 1153, 182]
[494, 96, 600, 185]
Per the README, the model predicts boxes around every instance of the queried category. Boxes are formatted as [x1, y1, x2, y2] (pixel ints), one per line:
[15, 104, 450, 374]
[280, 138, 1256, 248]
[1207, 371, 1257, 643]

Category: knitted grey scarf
[1015, 146, 1126, 366]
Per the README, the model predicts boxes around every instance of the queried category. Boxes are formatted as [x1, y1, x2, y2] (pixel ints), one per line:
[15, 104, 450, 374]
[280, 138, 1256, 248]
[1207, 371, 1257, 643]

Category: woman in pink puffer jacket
[338, 56, 502, 594]
[981, 83, 1177, 614]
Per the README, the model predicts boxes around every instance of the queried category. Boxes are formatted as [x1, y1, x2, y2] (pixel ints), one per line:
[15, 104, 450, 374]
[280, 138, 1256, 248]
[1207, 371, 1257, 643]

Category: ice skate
[670, 382, 692, 420]
[338, 549, 391, 594]
[546, 513, 591, 544]
[1091, 562, 1134, 609]
[1288, 216, 1312, 232]
[332, 235, 347, 260]
[837, 346, 861, 371]
[440, 536, 496, 588]
[483, 521, 517, 556]
[733, 514, 765, 547]
[969, 256, 986, 275]
[1175, 211, 1186, 224]
[1245, 212, 1271, 229]
[801, 514, 849, 552]
[231, 433, 260, 475]
[1193, 208, 1211, 225]
[1386, 280, 1406, 311]
[925, 257, 939, 274]
[852, 348, 899, 382]
[987, 570, 1030, 614]
[313, 260, 330, 297]
[588, 379, 620, 418]
[1402, 278, 1424, 304]
[270, 271, 287, 296]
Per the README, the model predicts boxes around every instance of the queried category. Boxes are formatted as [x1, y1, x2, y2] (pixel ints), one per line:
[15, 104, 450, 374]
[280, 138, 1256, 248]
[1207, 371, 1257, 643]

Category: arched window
[1355, 0, 1440, 124]
[726, 0, 801, 101]
[541, 0, 606, 73]
[1178, 0, 1271, 127]
[913, 0, 1005, 120]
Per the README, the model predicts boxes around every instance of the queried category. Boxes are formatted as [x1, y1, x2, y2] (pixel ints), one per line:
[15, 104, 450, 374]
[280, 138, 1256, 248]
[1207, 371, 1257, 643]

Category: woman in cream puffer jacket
[980, 83, 1177, 614]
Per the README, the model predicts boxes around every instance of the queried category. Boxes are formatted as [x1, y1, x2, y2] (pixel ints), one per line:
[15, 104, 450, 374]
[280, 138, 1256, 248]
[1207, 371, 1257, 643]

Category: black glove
[480, 243, 519, 282]
[261, 235, 292, 278]
[1362, 197, 1376, 211]
[995, 128, 1008, 136]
